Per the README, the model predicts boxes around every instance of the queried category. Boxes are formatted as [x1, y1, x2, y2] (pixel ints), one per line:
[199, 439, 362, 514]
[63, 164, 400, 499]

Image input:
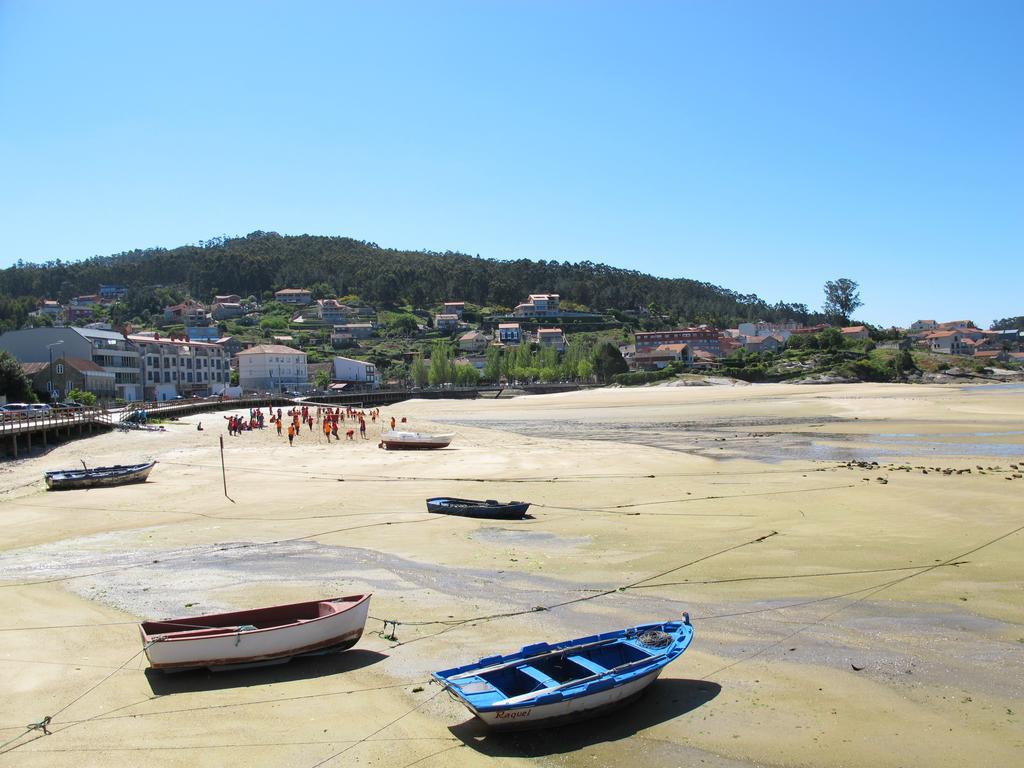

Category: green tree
[576, 359, 594, 381]
[822, 278, 862, 324]
[410, 355, 429, 387]
[0, 350, 36, 402]
[67, 388, 97, 406]
[428, 341, 455, 386]
[453, 363, 481, 386]
[314, 369, 332, 390]
[310, 282, 333, 300]
[483, 345, 503, 382]
[592, 342, 628, 382]
[817, 327, 844, 350]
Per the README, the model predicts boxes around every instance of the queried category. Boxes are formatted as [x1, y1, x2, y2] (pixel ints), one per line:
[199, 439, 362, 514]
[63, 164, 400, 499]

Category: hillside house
[35, 300, 63, 320]
[163, 300, 208, 326]
[211, 302, 243, 320]
[926, 331, 969, 355]
[909, 320, 937, 332]
[635, 327, 722, 358]
[536, 328, 566, 352]
[458, 330, 489, 354]
[99, 284, 129, 300]
[738, 321, 798, 339]
[634, 343, 691, 370]
[274, 288, 312, 305]
[513, 293, 560, 317]
[314, 299, 357, 323]
[743, 335, 783, 353]
[435, 313, 460, 333]
[840, 326, 870, 341]
[66, 295, 100, 323]
[213, 294, 242, 305]
[443, 301, 465, 318]
[497, 323, 522, 345]
[331, 323, 376, 346]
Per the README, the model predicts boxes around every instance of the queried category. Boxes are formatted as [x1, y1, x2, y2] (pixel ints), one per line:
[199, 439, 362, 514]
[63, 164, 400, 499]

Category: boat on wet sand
[426, 497, 531, 520]
[433, 614, 693, 729]
[378, 430, 454, 450]
[140, 595, 372, 671]
[45, 461, 156, 490]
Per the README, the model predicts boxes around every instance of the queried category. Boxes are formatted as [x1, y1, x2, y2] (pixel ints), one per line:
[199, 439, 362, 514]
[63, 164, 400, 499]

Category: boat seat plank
[567, 654, 607, 676]
[516, 664, 560, 689]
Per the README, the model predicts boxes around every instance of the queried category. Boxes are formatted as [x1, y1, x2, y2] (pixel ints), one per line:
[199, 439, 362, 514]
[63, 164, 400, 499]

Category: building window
[55, 363, 64, 375]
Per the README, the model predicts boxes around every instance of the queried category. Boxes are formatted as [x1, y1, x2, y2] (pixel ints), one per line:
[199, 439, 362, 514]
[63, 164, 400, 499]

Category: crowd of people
[222, 405, 392, 447]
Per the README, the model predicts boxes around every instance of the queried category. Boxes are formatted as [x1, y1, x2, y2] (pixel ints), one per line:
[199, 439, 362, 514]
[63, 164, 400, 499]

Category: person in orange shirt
[287, 423, 295, 445]
[276, 418, 283, 436]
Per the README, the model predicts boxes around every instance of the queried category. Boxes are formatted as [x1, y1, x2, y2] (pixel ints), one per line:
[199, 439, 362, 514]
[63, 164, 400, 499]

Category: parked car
[0, 402, 33, 417]
[29, 403, 53, 414]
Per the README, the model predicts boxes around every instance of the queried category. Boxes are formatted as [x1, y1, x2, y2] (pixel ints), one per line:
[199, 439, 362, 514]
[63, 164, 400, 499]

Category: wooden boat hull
[45, 461, 156, 491]
[379, 431, 453, 450]
[426, 497, 530, 520]
[433, 617, 693, 730]
[140, 594, 371, 672]
[474, 667, 662, 730]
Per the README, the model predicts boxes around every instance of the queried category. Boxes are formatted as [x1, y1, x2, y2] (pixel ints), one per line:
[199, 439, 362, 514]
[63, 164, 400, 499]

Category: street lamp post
[47, 341, 64, 402]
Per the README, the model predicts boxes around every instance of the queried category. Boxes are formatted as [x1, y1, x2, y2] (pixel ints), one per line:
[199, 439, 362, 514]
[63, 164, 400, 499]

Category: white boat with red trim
[378, 430, 454, 450]
[140, 594, 371, 671]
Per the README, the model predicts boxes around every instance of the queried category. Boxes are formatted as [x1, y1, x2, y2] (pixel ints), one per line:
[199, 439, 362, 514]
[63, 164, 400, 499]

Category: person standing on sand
[359, 417, 367, 439]
[331, 420, 339, 440]
[390, 416, 396, 431]
[276, 418, 283, 436]
[287, 423, 295, 445]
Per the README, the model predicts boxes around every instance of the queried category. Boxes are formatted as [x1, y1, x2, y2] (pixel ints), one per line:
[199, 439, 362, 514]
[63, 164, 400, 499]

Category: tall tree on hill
[822, 278, 863, 325]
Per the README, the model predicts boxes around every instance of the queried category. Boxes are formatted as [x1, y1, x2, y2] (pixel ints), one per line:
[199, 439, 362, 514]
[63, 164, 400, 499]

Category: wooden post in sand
[219, 435, 229, 499]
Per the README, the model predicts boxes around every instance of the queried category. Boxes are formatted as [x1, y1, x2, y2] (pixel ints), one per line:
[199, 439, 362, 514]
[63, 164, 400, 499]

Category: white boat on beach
[378, 430, 454, 450]
[140, 594, 371, 671]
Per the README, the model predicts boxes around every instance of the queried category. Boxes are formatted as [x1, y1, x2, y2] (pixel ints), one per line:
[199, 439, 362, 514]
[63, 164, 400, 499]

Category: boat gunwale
[140, 594, 371, 643]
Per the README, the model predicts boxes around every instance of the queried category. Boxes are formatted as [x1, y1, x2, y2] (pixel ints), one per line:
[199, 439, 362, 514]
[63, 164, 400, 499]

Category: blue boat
[433, 614, 693, 729]
[426, 497, 531, 520]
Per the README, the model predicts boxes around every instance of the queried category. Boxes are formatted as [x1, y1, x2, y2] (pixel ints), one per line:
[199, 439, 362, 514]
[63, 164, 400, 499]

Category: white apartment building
[129, 334, 232, 401]
[238, 344, 309, 393]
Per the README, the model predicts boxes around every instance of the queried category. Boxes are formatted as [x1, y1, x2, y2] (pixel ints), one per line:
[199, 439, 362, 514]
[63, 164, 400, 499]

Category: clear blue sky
[1, 1, 1020, 327]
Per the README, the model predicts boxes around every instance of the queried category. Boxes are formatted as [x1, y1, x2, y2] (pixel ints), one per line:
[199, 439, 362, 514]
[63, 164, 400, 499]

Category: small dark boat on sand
[45, 461, 156, 491]
[426, 497, 531, 520]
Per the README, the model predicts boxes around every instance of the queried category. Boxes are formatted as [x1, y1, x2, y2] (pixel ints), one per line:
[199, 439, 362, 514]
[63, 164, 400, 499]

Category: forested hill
[0, 231, 814, 326]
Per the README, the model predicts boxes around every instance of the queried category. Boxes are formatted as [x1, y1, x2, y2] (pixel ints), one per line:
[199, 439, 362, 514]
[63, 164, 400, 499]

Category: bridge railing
[0, 407, 111, 435]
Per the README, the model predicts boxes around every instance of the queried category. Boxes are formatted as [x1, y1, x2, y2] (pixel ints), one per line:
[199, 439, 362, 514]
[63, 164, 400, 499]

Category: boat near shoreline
[44, 461, 156, 490]
[433, 614, 693, 729]
[378, 430, 454, 450]
[426, 497, 531, 520]
[140, 594, 372, 672]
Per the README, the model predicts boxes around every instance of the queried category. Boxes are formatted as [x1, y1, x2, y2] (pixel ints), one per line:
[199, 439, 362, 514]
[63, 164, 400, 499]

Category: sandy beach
[0, 382, 1021, 767]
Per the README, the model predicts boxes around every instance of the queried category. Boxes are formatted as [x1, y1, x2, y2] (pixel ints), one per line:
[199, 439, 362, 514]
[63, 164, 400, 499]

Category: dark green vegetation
[991, 316, 1024, 331]
[717, 330, 1003, 384]
[0, 350, 37, 403]
[1, 231, 816, 331]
